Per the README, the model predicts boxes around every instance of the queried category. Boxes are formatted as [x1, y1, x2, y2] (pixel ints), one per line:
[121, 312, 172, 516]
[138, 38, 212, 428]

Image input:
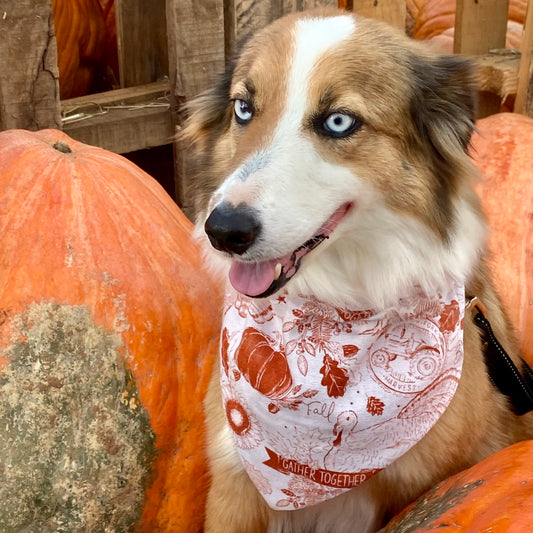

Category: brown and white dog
[182, 8, 533, 532]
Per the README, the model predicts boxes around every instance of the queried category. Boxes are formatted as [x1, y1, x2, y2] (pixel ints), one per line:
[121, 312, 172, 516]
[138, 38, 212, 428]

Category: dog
[181, 8, 533, 532]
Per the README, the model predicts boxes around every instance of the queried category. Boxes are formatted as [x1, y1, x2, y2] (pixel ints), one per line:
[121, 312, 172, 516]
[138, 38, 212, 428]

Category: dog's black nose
[205, 203, 261, 255]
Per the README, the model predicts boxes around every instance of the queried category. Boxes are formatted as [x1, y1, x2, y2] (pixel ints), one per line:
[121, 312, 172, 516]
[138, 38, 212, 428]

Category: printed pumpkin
[382, 440, 533, 531]
[0, 129, 222, 532]
[470, 113, 533, 365]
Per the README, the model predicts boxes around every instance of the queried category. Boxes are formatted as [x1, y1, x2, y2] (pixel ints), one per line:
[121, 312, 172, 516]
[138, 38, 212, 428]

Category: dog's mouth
[228, 202, 353, 298]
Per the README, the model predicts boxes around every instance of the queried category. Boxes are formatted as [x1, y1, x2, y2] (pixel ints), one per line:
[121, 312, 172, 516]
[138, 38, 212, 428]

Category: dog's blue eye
[234, 99, 253, 125]
[322, 112, 359, 137]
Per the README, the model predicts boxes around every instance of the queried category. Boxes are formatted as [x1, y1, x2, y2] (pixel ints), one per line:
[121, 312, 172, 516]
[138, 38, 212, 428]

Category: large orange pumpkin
[412, 0, 526, 53]
[470, 112, 533, 365]
[0, 129, 222, 531]
[383, 440, 533, 531]
[52, 0, 119, 98]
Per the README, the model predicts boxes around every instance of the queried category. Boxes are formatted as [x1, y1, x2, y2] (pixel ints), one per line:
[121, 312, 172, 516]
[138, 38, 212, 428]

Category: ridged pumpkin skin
[382, 440, 533, 532]
[52, 0, 119, 98]
[470, 113, 533, 365]
[412, 0, 526, 52]
[0, 129, 222, 531]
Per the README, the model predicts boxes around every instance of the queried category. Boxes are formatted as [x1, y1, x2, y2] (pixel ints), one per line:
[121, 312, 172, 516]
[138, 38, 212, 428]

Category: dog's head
[181, 8, 485, 307]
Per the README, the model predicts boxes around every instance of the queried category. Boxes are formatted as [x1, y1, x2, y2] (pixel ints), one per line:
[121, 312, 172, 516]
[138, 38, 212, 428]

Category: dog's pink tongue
[229, 259, 277, 297]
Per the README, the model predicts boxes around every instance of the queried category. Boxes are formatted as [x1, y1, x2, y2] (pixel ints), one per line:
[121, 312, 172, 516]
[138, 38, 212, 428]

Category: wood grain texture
[115, 0, 169, 87]
[227, 0, 284, 57]
[476, 51, 520, 99]
[225, 0, 337, 59]
[61, 82, 173, 153]
[0, 0, 61, 130]
[167, 0, 225, 213]
[455, 0, 510, 54]
[515, 0, 533, 115]
[352, 0, 406, 29]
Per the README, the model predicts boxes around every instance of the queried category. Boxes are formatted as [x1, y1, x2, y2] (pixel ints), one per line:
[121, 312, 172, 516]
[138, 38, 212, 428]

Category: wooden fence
[0, 0, 531, 214]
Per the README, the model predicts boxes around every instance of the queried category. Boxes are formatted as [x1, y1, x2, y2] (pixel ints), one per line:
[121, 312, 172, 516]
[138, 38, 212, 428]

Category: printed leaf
[221, 328, 230, 376]
[439, 300, 460, 333]
[367, 396, 385, 416]
[304, 341, 316, 357]
[302, 389, 319, 398]
[285, 339, 298, 355]
[283, 321, 296, 332]
[287, 400, 302, 411]
[297, 354, 308, 376]
[319, 354, 349, 398]
[276, 499, 292, 507]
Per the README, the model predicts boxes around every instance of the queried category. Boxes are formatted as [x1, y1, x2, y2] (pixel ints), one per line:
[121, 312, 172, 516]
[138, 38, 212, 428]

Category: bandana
[220, 284, 464, 510]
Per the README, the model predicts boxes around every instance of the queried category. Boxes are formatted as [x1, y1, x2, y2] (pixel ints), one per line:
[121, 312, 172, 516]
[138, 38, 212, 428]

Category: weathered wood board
[115, 0, 169, 87]
[515, 0, 533, 115]
[0, 0, 61, 130]
[61, 81, 173, 153]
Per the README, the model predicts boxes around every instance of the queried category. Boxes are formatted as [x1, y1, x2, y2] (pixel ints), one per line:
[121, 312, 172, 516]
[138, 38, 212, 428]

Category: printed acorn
[235, 327, 293, 399]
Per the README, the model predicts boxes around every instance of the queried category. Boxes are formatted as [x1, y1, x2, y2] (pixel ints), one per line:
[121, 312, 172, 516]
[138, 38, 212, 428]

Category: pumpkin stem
[53, 141, 72, 154]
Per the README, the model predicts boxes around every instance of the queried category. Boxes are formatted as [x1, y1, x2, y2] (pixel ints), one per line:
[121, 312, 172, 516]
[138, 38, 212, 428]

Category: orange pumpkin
[0, 129, 222, 531]
[383, 440, 533, 531]
[52, 0, 119, 98]
[406, 0, 424, 19]
[413, 0, 526, 53]
[470, 113, 533, 365]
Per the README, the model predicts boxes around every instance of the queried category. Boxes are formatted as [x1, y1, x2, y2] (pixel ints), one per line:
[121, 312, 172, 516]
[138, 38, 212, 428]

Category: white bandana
[220, 284, 464, 510]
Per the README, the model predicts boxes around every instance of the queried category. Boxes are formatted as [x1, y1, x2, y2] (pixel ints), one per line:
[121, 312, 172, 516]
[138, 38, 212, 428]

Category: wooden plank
[0, 0, 61, 130]
[166, 0, 225, 213]
[63, 105, 172, 153]
[455, 0, 509, 54]
[61, 81, 169, 108]
[61, 82, 173, 153]
[167, 0, 225, 100]
[226, 0, 338, 72]
[456, 0, 511, 117]
[515, 0, 533, 115]
[115, 0, 169, 87]
[476, 51, 520, 99]
[351, 0, 406, 29]
[293, 0, 338, 8]
[225, 0, 285, 59]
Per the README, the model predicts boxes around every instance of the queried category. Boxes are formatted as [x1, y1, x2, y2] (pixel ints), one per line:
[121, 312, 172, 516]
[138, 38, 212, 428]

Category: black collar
[469, 297, 533, 416]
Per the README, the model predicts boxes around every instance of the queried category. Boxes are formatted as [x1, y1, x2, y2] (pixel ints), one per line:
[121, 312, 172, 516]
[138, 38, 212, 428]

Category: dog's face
[183, 9, 484, 308]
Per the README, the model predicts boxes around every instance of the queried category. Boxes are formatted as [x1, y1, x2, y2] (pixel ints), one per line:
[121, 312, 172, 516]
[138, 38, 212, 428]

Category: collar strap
[468, 297, 533, 415]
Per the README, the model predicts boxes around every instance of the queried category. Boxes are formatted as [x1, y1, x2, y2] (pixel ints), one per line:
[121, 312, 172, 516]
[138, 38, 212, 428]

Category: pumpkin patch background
[1, 0, 533, 529]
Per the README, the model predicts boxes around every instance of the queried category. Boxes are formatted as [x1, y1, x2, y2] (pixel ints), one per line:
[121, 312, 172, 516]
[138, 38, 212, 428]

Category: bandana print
[220, 284, 465, 510]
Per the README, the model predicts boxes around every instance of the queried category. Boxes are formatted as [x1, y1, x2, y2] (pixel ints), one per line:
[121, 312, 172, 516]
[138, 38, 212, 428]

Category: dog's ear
[178, 59, 236, 153]
[409, 54, 477, 159]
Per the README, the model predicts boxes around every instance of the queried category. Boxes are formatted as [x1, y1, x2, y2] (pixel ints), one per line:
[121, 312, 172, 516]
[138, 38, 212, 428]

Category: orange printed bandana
[220, 284, 464, 509]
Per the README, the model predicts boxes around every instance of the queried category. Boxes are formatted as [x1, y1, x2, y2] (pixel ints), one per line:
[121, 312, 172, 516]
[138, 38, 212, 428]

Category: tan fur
[182, 8, 533, 532]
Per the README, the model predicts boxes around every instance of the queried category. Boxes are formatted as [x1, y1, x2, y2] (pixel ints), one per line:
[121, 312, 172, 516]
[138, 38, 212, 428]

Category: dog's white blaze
[281, 16, 355, 130]
[241, 16, 359, 256]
